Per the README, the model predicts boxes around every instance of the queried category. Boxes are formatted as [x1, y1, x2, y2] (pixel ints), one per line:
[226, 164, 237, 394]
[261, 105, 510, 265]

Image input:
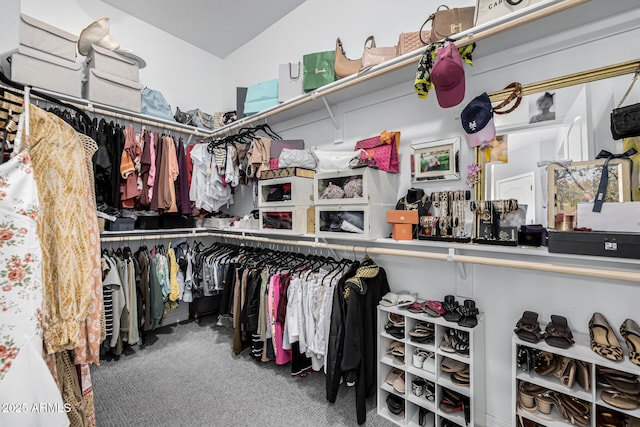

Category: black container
[548, 230, 640, 259]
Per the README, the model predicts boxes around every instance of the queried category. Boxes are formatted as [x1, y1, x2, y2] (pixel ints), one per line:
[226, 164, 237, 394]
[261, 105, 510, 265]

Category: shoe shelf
[512, 323, 640, 427]
[378, 305, 486, 426]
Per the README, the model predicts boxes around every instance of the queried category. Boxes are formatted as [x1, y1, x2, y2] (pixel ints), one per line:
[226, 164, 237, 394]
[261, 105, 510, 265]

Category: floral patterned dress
[0, 94, 67, 426]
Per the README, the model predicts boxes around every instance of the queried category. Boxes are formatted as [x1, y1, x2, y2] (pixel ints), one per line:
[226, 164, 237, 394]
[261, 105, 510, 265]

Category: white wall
[14, 0, 225, 113]
[7, 1, 640, 426]
[221, 0, 477, 110]
[223, 3, 640, 426]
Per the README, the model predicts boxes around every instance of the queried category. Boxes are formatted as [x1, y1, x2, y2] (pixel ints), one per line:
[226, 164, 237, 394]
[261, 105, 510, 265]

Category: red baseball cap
[431, 44, 465, 108]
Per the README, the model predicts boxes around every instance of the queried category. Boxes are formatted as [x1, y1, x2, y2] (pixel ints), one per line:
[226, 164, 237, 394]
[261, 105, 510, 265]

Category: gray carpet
[91, 316, 396, 427]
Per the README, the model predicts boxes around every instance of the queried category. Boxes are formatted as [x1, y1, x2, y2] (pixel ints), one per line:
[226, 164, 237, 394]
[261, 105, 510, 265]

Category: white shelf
[209, 1, 640, 138]
[379, 305, 485, 426]
[512, 328, 640, 426]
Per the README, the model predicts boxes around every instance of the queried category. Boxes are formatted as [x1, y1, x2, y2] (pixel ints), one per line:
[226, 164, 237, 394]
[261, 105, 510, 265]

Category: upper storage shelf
[211, 0, 640, 136]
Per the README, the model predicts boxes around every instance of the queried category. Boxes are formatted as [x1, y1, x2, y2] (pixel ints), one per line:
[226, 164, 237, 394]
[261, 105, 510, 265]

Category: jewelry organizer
[417, 190, 472, 243]
[471, 199, 522, 246]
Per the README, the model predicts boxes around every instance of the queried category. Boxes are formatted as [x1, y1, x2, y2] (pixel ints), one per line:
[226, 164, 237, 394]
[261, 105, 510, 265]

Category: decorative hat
[77, 17, 120, 56]
[461, 92, 496, 148]
[431, 43, 465, 108]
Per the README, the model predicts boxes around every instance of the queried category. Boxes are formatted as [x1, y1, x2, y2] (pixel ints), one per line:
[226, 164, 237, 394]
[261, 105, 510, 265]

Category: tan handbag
[334, 37, 361, 79]
[423, 5, 476, 44]
[361, 36, 397, 71]
[397, 30, 431, 55]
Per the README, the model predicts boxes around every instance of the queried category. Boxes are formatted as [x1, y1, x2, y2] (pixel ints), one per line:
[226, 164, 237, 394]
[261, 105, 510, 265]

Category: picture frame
[411, 137, 460, 181]
[547, 158, 632, 229]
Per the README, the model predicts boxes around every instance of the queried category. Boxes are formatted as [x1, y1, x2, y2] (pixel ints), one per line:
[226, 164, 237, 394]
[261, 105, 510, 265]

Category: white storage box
[203, 217, 234, 230]
[8, 46, 82, 97]
[19, 14, 78, 61]
[314, 168, 398, 206]
[315, 204, 393, 240]
[259, 206, 313, 235]
[84, 68, 143, 112]
[258, 176, 314, 207]
[86, 44, 139, 82]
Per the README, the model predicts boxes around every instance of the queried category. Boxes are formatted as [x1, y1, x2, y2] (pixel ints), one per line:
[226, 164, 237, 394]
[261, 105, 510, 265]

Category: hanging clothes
[28, 103, 97, 354]
[0, 93, 68, 426]
[326, 256, 390, 425]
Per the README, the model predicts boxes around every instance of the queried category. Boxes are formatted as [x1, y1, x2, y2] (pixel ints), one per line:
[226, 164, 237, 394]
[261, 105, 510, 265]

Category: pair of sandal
[518, 381, 590, 427]
[598, 366, 640, 410]
[535, 353, 590, 391]
[442, 295, 480, 328]
[409, 321, 434, 344]
[385, 393, 404, 418]
[385, 312, 405, 339]
[439, 388, 470, 425]
[441, 328, 469, 356]
[441, 356, 470, 387]
[385, 368, 406, 393]
[412, 349, 434, 371]
[514, 311, 574, 349]
[387, 341, 405, 362]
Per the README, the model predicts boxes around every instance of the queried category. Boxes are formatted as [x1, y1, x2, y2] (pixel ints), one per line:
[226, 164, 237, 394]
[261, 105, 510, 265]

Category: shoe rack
[377, 305, 486, 427]
[512, 323, 640, 426]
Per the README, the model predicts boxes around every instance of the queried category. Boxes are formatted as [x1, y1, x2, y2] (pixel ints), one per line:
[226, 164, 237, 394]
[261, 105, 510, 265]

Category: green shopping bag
[302, 50, 336, 92]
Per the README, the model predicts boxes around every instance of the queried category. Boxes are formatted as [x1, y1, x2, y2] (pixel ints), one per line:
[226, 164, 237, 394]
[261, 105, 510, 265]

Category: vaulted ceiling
[101, 0, 306, 58]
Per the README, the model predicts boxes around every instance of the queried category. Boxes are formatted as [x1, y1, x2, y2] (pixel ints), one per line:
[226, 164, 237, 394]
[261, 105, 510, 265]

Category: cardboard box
[548, 230, 640, 259]
[387, 210, 419, 240]
[84, 68, 143, 112]
[19, 14, 77, 61]
[258, 167, 315, 180]
[86, 44, 139, 82]
[9, 46, 82, 97]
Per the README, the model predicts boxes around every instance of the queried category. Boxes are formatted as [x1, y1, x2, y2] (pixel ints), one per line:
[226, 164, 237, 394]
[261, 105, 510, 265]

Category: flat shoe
[423, 300, 445, 317]
[385, 368, 403, 385]
[441, 357, 468, 373]
[380, 292, 399, 307]
[393, 372, 406, 394]
[589, 312, 623, 361]
[620, 318, 640, 366]
[601, 390, 640, 410]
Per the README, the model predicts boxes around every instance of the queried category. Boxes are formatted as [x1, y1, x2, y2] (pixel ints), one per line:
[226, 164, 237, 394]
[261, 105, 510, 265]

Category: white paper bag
[278, 62, 303, 103]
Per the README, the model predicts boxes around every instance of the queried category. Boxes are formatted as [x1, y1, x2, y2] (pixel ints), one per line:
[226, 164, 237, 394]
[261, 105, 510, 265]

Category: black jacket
[326, 257, 390, 425]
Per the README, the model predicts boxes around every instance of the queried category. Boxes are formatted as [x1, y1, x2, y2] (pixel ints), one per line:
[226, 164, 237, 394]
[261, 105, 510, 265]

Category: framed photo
[411, 137, 460, 181]
[547, 159, 631, 229]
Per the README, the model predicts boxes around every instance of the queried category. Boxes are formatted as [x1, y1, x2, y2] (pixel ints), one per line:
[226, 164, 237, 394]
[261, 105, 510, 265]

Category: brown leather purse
[397, 30, 431, 56]
[334, 37, 361, 79]
[422, 5, 476, 44]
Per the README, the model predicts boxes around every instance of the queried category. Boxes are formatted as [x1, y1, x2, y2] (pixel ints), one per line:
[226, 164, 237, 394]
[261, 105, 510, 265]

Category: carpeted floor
[90, 316, 396, 427]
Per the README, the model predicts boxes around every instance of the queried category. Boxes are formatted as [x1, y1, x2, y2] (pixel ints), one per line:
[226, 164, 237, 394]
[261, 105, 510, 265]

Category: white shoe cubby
[378, 305, 485, 427]
[512, 325, 640, 426]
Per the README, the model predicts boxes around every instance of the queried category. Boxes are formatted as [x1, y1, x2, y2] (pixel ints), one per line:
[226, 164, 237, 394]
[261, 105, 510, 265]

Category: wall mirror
[476, 66, 639, 228]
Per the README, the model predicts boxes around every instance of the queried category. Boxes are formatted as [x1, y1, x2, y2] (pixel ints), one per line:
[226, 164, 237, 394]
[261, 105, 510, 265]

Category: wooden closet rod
[203, 232, 640, 283]
[100, 230, 640, 281]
